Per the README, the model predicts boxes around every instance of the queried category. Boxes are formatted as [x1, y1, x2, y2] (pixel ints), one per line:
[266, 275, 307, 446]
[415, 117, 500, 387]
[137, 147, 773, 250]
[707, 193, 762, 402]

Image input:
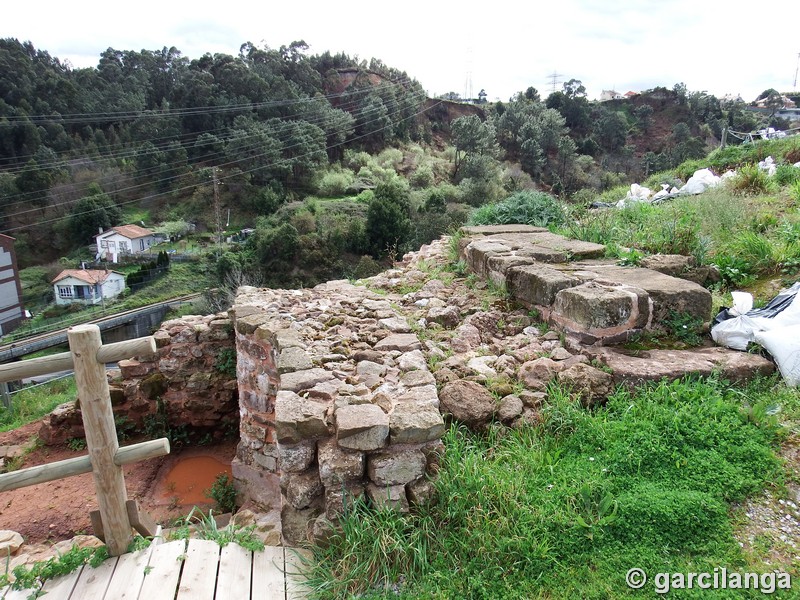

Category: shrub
[214, 348, 237, 378]
[354, 189, 374, 204]
[410, 164, 434, 189]
[317, 169, 355, 197]
[207, 473, 237, 514]
[468, 191, 565, 228]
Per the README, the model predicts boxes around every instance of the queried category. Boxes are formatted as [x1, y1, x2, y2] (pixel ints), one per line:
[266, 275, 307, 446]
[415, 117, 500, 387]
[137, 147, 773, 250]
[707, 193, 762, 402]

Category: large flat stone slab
[585, 346, 775, 387]
[551, 282, 650, 343]
[460, 225, 548, 236]
[566, 262, 712, 324]
[507, 264, 582, 307]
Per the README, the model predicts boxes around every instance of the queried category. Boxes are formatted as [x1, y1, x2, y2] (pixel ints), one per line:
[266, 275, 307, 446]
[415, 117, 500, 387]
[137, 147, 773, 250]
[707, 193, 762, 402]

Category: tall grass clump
[791, 181, 800, 205]
[468, 191, 565, 228]
[728, 163, 778, 196]
[773, 164, 800, 187]
[306, 377, 783, 599]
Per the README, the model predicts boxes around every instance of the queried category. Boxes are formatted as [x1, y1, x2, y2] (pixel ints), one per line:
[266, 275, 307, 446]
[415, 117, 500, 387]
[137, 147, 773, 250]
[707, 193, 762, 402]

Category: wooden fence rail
[0, 324, 170, 556]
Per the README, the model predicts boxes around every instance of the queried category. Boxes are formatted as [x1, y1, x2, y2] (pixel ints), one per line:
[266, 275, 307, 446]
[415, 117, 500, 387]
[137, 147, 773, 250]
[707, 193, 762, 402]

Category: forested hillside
[0, 38, 783, 288]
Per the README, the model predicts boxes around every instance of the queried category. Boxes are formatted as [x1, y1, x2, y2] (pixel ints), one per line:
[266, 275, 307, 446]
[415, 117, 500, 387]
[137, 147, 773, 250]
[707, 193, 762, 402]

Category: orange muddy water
[157, 455, 233, 505]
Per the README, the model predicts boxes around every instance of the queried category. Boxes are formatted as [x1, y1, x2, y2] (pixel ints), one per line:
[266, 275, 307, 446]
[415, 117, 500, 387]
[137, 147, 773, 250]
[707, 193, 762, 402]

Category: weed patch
[307, 377, 783, 598]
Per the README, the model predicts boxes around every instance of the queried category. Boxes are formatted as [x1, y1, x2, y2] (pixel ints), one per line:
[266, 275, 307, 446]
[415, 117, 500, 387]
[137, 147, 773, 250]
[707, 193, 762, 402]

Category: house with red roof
[95, 224, 158, 263]
[51, 269, 126, 306]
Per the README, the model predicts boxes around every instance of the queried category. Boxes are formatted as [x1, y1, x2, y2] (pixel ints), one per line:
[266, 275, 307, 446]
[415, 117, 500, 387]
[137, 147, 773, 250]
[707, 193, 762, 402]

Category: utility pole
[794, 52, 799, 91]
[212, 167, 222, 250]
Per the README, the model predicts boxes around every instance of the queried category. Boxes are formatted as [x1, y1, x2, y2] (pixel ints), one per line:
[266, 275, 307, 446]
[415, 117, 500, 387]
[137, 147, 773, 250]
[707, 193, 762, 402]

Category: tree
[596, 111, 629, 151]
[68, 183, 123, 244]
[634, 104, 654, 134]
[366, 181, 411, 259]
[524, 87, 540, 102]
[562, 79, 586, 99]
[450, 115, 499, 179]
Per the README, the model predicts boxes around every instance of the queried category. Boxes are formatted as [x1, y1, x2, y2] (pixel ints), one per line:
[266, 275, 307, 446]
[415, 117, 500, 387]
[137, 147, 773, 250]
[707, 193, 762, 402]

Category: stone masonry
[39, 314, 238, 445]
[459, 225, 713, 344]
[231, 282, 445, 545]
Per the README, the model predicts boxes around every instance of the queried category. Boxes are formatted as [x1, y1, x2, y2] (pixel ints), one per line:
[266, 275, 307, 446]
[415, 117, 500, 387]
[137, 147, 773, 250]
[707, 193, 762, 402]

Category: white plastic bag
[679, 168, 721, 195]
[754, 325, 800, 386]
[711, 292, 756, 350]
[712, 284, 800, 350]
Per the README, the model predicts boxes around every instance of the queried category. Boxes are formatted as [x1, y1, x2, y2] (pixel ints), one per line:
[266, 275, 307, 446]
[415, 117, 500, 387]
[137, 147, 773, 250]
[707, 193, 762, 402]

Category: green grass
[0, 376, 76, 432]
[121, 207, 152, 225]
[305, 377, 787, 599]
[18, 265, 55, 312]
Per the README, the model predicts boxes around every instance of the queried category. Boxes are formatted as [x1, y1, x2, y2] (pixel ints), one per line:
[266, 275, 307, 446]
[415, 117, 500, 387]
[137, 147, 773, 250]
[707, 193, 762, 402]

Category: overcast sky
[3, 1, 799, 103]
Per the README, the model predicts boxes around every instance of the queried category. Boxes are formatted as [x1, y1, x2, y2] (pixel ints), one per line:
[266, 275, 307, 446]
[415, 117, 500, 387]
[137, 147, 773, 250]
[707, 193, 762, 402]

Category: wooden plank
[175, 539, 219, 600]
[126, 500, 159, 538]
[0, 438, 169, 493]
[0, 437, 169, 494]
[137, 539, 186, 600]
[150, 525, 165, 547]
[39, 565, 84, 600]
[103, 546, 152, 600]
[251, 546, 286, 600]
[90, 510, 105, 542]
[0, 336, 156, 384]
[69, 556, 118, 600]
[215, 544, 252, 600]
[70, 324, 132, 556]
[0, 455, 93, 493]
[3, 585, 42, 600]
[284, 549, 312, 600]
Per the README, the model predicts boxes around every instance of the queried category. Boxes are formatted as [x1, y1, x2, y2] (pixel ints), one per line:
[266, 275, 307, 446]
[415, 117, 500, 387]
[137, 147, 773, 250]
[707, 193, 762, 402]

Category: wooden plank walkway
[1, 539, 311, 600]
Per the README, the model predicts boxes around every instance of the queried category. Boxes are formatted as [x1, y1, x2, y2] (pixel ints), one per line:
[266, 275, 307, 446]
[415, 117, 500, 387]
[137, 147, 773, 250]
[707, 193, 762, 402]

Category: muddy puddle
[154, 454, 233, 506]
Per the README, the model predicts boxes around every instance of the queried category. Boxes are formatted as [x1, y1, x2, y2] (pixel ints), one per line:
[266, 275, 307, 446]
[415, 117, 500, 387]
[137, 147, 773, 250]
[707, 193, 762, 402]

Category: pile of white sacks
[615, 156, 800, 208]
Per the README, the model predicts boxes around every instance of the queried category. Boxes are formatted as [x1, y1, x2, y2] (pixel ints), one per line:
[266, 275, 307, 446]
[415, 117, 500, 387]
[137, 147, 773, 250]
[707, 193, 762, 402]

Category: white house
[0, 234, 25, 335]
[51, 269, 126, 306]
[95, 225, 158, 263]
[599, 90, 625, 102]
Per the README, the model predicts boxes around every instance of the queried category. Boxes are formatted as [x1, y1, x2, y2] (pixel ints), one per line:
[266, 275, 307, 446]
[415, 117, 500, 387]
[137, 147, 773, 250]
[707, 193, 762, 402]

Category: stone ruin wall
[39, 314, 238, 445]
[38, 286, 445, 545]
[230, 284, 445, 545]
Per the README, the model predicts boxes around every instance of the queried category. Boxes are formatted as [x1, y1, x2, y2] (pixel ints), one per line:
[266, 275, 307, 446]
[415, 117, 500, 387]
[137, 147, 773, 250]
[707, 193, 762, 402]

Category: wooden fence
[0, 324, 170, 556]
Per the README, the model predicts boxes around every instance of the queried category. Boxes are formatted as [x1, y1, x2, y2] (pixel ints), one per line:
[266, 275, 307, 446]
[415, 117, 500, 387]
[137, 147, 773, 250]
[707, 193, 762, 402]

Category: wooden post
[68, 324, 131, 556]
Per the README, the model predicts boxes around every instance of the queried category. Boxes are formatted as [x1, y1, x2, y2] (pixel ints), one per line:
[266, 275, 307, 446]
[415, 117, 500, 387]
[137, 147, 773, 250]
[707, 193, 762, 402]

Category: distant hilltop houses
[599, 90, 638, 102]
[752, 94, 797, 109]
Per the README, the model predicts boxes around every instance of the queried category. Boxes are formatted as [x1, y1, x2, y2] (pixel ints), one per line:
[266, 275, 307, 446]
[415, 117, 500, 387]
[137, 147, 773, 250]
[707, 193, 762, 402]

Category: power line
[0, 75, 419, 170]
[0, 85, 431, 211]
[0, 98, 445, 235]
[0, 86, 432, 215]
